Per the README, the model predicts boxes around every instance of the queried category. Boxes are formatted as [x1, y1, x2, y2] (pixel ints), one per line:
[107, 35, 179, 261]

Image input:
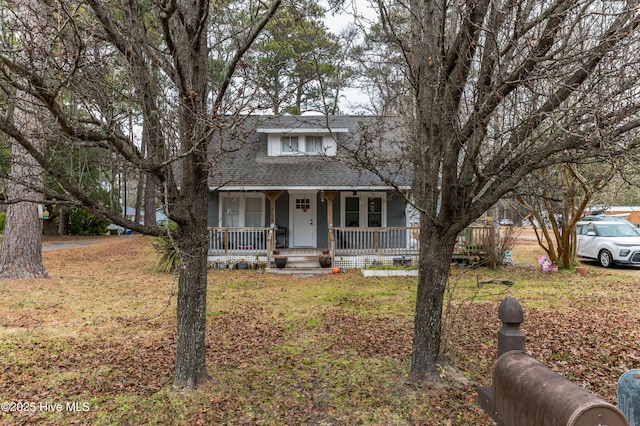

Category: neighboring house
[206, 114, 418, 269]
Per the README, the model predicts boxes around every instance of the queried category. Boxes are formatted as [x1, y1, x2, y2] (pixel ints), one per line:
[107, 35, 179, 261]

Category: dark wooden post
[478, 296, 525, 423]
[497, 296, 525, 357]
[479, 297, 629, 426]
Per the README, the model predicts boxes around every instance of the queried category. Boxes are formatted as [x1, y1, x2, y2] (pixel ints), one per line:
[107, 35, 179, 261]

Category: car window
[577, 223, 597, 235]
[595, 223, 640, 237]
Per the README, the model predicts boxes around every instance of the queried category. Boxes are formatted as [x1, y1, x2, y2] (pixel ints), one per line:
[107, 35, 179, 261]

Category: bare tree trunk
[0, 0, 49, 278]
[144, 178, 156, 227]
[0, 101, 48, 278]
[408, 224, 456, 382]
[42, 208, 58, 236]
[173, 134, 211, 388]
[134, 171, 144, 224]
[58, 207, 69, 235]
[174, 221, 210, 388]
[160, 0, 211, 388]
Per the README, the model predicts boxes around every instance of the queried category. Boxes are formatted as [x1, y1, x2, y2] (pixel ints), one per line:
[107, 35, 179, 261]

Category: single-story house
[206, 115, 492, 270]
[205, 115, 420, 270]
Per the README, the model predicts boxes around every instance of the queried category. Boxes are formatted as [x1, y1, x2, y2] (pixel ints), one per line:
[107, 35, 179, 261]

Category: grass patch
[0, 234, 638, 424]
[362, 264, 418, 270]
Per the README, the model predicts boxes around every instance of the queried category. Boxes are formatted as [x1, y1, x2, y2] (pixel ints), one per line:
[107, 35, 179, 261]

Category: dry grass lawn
[0, 231, 638, 425]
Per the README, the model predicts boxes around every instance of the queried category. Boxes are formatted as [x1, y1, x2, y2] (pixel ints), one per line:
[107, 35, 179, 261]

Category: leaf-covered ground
[0, 233, 638, 425]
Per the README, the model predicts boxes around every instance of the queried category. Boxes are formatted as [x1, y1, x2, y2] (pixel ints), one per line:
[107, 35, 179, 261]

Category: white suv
[576, 220, 640, 267]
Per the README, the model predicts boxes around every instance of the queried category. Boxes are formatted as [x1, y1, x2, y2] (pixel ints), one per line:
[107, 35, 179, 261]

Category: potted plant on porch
[274, 255, 287, 269]
[235, 259, 249, 270]
[318, 252, 332, 268]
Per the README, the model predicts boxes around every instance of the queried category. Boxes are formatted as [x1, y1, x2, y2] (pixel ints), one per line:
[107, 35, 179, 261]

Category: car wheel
[598, 250, 614, 268]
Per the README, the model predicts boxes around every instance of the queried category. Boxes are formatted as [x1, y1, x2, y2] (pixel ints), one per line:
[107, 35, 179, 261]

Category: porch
[207, 225, 494, 269]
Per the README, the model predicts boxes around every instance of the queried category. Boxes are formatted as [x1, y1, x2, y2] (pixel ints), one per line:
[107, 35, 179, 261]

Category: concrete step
[269, 254, 334, 273]
[287, 256, 321, 268]
[265, 267, 334, 275]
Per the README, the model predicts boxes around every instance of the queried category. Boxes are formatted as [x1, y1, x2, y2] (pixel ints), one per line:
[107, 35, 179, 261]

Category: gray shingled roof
[208, 115, 411, 190]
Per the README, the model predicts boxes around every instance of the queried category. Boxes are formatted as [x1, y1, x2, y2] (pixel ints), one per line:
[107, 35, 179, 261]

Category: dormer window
[306, 136, 323, 153]
[260, 127, 347, 157]
[281, 136, 299, 153]
[279, 135, 325, 155]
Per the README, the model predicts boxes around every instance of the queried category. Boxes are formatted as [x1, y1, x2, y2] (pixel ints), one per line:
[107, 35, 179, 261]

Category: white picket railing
[332, 226, 420, 256]
[208, 227, 271, 255]
[207, 225, 494, 258]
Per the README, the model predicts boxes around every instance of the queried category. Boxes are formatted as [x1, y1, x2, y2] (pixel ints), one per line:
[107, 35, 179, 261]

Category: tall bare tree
[0, 0, 282, 389]
[0, 92, 48, 278]
[358, 0, 640, 382]
[0, 0, 50, 278]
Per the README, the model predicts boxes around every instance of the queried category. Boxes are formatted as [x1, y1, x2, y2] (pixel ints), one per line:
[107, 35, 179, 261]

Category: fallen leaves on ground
[0, 234, 638, 425]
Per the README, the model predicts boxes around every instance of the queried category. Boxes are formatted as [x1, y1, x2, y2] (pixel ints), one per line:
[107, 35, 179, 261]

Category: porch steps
[267, 253, 334, 275]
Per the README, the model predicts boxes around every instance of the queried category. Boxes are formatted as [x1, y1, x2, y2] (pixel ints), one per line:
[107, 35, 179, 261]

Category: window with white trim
[269, 134, 335, 156]
[367, 197, 383, 227]
[306, 136, 323, 153]
[220, 193, 265, 227]
[245, 197, 263, 226]
[345, 196, 360, 227]
[281, 136, 299, 153]
[222, 196, 240, 227]
[341, 192, 386, 227]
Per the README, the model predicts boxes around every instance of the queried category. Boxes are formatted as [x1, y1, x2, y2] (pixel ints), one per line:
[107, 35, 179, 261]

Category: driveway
[42, 240, 101, 251]
[41, 236, 111, 251]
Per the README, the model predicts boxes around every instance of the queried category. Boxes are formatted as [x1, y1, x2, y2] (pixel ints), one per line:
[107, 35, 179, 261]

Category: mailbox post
[478, 297, 629, 426]
[478, 296, 525, 421]
[493, 351, 628, 426]
[497, 297, 525, 357]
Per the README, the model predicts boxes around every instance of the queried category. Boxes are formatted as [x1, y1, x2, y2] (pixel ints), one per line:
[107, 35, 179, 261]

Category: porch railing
[208, 225, 494, 258]
[331, 225, 493, 257]
[208, 227, 271, 255]
[333, 226, 420, 256]
[454, 226, 494, 256]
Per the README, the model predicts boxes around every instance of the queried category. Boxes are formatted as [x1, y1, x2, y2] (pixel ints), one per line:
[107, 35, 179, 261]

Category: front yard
[0, 234, 638, 424]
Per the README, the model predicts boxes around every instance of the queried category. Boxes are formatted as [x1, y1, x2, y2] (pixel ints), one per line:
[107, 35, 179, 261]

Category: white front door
[291, 193, 316, 247]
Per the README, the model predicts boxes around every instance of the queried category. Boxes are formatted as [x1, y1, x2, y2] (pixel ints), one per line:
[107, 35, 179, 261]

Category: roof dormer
[257, 127, 348, 157]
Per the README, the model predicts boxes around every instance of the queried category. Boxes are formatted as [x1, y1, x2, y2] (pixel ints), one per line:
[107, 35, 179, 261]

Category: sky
[320, 1, 378, 113]
[321, 0, 376, 35]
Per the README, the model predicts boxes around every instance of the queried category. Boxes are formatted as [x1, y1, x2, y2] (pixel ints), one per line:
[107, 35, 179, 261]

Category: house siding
[272, 196, 289, 228]
[317, 192, 329, 248]
[387, 193, 407, 227]
[208, 192, 219, 227]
